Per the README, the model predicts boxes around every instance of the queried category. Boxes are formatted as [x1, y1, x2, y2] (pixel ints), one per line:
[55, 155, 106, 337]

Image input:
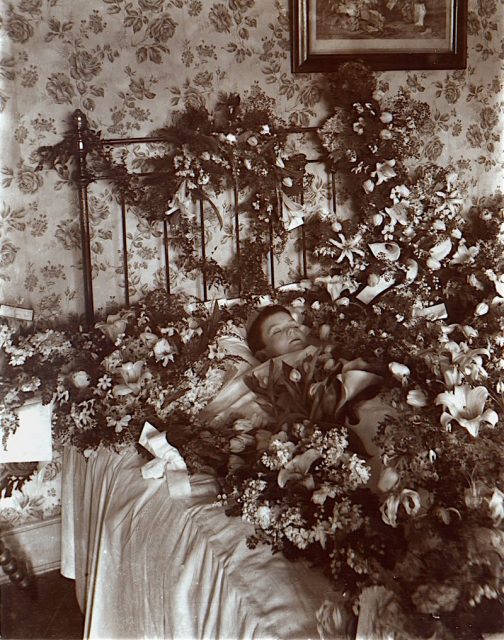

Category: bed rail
[71, 109, 336, 325]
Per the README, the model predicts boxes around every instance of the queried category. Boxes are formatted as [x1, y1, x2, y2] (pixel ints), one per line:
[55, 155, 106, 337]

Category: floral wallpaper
[0, 0, 502, 525]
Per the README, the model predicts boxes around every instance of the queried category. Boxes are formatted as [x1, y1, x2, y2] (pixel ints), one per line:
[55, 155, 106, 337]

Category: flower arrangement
[3, 63, 504, 637]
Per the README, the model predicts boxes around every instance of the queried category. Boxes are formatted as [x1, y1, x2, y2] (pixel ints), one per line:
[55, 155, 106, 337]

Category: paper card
[0, 399, 53, 463]
[0, 304, 34, 321]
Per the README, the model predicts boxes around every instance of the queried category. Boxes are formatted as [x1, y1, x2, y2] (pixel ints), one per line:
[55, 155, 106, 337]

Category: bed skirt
[60, 445, 338, 639]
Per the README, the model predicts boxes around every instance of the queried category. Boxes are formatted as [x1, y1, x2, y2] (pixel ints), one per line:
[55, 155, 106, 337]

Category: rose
[480, 106, 499, 131]
[17, 167, 43, 194]
[0, 240, 18, 267]
[148, 14, 177, 42]
[444, 81, 461, 104]
[70, 370, 91, 389]
[46, 73, 76, 105]
[6, 13, 34, 43]
[69, 50, 103, 82]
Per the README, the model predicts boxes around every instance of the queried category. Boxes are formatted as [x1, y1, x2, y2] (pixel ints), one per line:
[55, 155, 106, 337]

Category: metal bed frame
[70, 109, 336, 324]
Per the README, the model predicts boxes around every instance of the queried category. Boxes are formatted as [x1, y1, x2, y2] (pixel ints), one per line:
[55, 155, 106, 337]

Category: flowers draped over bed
[2, 63, 504, 639]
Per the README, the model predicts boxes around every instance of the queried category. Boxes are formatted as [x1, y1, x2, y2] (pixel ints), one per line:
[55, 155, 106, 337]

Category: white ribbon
[282, 192, 307, 231]
[139, 422, 191, 497]
[412, 303, 448, 320]
[356, 274, 396, 304]
[165, 180, 193, 218]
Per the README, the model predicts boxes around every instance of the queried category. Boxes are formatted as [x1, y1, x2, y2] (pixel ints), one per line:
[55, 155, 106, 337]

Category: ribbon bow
[139, 422, 191, 497]
[281, 192, 307, 231]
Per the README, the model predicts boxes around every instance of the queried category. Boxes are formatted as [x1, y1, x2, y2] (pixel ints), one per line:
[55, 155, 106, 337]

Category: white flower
[378, 467, 399, 492]
[475, 302, 489, 316]
[153, 338, 175, 366]
[275, 156, 285, 168]
[363, 179, 375, 193]
[328, 233, 365, 266]
[70, 370, 91, 389]
[388, 361, 410, 384]
[380, 129, 393, 140]
[247, 135, 258, 146]
[487, 488, 504, 526]
[436, 385, 498, 437]
[96, 313, 128, 343]
[380, 112, 393, 123]
[371, 159, 397, 185]
[407, 389, 428, 407]
[289, 368, 302, 383]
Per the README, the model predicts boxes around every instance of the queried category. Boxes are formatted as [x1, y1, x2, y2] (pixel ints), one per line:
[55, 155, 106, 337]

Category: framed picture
[291, 0, 467, 72]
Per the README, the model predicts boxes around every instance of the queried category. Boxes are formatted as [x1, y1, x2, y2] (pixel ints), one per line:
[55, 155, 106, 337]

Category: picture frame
[291, 0, 467, 72]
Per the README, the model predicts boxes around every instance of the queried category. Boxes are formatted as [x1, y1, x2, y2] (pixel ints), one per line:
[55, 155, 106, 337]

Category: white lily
[436, 385, 498, 437]
[328, 233, 365, 266]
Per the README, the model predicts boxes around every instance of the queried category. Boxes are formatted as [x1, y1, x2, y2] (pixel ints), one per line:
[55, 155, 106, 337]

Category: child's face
[260, 311, 309, 358]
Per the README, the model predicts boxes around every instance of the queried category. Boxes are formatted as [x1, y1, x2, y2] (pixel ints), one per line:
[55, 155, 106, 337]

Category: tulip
[401, 489, 421, 516]
[282, 177, 293, 188]
[475, 302, 489, 316]
[372, 213, 384, 226]
[275, 157, 285, 168]
[378, 467, 399, 492]
[487, 488, 504, 526]
[380, 494, 401, 527]
[406, 388, 428, 407]
[229, 433, 255, 453]
[233, 418, 255, 433]
[380, 112, 393, 124]
[388, 361, 410, 384]
[96, 314, 128, 343]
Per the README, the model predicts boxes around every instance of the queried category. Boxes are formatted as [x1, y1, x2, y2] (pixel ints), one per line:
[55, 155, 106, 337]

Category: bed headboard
[68, 108, 336, 325]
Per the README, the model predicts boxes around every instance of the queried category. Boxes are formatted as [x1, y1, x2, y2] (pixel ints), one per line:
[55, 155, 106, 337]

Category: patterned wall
[0, 0, 503, 321]
[0, 0, 502, 526]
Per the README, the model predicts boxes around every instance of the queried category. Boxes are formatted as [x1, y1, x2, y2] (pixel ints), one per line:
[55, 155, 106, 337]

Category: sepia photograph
[0, 0, 501, 639]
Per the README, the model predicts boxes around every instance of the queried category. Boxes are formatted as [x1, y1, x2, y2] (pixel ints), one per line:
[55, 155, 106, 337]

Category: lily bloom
[96, 313, 129, 343]
[435, 385, 498, 437]
[113, 361, 145, 397]
[371, 159, 396, 185]
[328, 233, 365, 266]
[278, 449, 320, 490]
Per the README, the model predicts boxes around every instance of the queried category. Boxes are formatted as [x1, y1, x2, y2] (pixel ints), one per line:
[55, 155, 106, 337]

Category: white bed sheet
[60, 445, 337, 640]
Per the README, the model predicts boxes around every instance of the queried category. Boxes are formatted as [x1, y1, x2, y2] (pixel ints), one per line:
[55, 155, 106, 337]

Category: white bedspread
[60, 445, 336, 640]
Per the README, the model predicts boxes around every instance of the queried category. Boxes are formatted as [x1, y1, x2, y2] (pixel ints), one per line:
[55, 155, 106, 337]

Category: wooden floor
[1, 570, 83, 639]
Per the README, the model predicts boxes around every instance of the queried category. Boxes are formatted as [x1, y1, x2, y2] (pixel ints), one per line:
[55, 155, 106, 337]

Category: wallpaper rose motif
[0, 0, 502, 525]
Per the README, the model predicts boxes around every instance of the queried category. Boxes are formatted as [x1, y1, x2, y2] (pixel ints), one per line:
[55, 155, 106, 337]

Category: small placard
[0, 398, 52, 463]
[0, 304, 34, 322]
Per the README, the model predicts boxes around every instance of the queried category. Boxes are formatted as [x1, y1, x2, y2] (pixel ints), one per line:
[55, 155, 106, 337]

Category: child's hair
[246, 304, 292, 357]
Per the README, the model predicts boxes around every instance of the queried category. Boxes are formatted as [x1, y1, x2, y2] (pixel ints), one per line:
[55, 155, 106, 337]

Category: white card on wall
[0, 398, 53, 463]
